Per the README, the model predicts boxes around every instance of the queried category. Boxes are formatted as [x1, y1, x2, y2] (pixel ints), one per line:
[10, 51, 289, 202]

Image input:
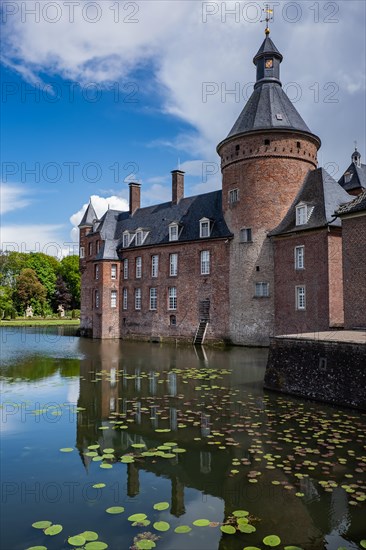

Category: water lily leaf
[26, 547, 47, 550]
[103, 448, 114, 453]
[87, 444, 100, 450]
[239, 524, 256, 533]
[284, 547, 304, 550]
[132, 520, 151, 527]
[193, 519, 210, 527]
[153, 502, 169, 511]
[121, 456, 134, 463]
[263, 535, 281, 547]
[68, 535, 86, 546]
[59, 448, 73, 452]
[233, 510, 249, 517]
[85, 452, 98, 457]
[360, 542, 366, 549]
[220, 525, 236, 534]
[243, 547, 261, 550]
[92, 456, 103, 462]
[32, 521, 52, 529]
[174, 525, 192, 533]
[128, 513, 147, 522]
[131, 443, 146, 448]
[80, 531, 98, 541]
[92, 483, 106, 489]
[136, 541, 156, 549]
[44, 524, 63, 535]
[100, 463, 113, 469]
[85, 543, 108, 550]
[106, 506, 124, 514]
[153, 521, 170, 532]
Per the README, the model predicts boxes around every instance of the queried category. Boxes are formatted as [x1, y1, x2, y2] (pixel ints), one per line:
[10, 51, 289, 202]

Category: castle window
[135, 288, 141, 310]
[169, 253, 178, 277]
[88, 242, 93, 255]
[296, 286, 306, 310]
[240, 228, 252, 243]
[111, 264, 117, 280]
[255, 282, 269, 298]
[235, 144, 240, 151]
[95, 264, 99, 280]
[111, 290, 117, 308]
[229, 189, 239, 204]
[123, 259, 129, 280]
[168, 287, 177, 310]
[200, 250, 210, 275]
[123, 288, 128, 310]
[150, 288, 157, 311]
[96, 240, 100, 253]
[296, 204, 307, 226]
[95, 290, 99, 309]
[122, 232, 130, 248]
[200, 218, 211, 238]
[170, 315, 176, 326]
[151, 255, 159, 278]
[264, 139, 270, 146]
[297, 141, 301, 148]
[295, 246, 305, 270]
[169, 223, 179, 242]
[135, 257, 142, 278]
[79, 246, 85, 259]
[135, 230, 142, 246]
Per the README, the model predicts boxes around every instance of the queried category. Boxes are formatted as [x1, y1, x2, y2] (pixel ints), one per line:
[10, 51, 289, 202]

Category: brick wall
[342, 213, 366, 328]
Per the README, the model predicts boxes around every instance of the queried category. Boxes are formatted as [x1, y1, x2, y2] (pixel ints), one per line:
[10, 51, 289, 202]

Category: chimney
[129, 182, 141, 215]
[171, 170, 185, 205]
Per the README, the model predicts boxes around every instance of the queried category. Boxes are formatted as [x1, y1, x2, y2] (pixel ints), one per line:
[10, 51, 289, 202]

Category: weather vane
[260, 4, 274, 35]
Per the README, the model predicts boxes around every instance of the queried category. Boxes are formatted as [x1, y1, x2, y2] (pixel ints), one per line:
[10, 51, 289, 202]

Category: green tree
[14, 268, 47, 315]
[0, 251, 28, 288]
[0, 285, 15, 318]
[53, 275, 72, 311]
[26, 253, 58, 306]
[59, 255, 80, 308]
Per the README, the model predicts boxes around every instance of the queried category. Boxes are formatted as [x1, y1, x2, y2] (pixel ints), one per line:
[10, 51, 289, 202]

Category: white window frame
[296, 204, 307, 226]
[95, 264, 99, 280]
[169, 223, 179, 242]
[111, 290, 117, 308]
[135, 288, 141, 310]
[80, 246, 85, 259]
[123, 259, 129, 280]
[294, 246, 305, 270]
[151, 255, 159, 278]
[150, 288, 157, 310]
[200, 218, 210, 238]
[135, 257, 142, 278]
[240, 228, 252, 243]
[229, 188, 239, 203]
[122, 231, 130, 248]
[168, 287, 177, 310]
[111, 264, 117, 280]
[135, 230, 142, 246]
[169, 253, 178, 277]
[123, 288, 128, 310]
[200, 250, 210, 275]
[95, 290, 100, 309]
[296, 286, 306, 310]
[255, 282, 269, 297]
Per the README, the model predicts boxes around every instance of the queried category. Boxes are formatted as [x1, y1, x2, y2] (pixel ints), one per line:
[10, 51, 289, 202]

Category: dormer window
[200, 218, 211, 238]
[296, 204, 308, 226]
[169, 223, 179, 242]
[135, 230, 142, 246]
[122, 231, 130, 248]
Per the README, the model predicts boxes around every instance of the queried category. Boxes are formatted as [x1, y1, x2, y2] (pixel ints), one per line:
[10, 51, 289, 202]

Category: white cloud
[0, 183, 33, 214]
[69, 194, 129, 242]
[0, 223, 69, 258]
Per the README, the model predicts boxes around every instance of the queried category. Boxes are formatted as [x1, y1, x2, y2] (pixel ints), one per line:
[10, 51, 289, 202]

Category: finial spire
[261, 4, 273, 35]
[354, 140, 358, 151]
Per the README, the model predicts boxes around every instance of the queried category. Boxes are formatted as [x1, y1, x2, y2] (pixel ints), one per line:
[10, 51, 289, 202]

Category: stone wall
[264, 336, 366, 410]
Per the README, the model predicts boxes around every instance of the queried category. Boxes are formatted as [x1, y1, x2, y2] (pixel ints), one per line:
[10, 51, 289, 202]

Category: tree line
[0, 252, 81, 318]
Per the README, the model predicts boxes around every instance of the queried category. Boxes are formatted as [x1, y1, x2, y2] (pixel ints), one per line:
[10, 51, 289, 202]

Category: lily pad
[284, 547, 304, 550]
[360, 542, 366, 549]
[59, 448, 73, 452]
[68, 535, 86, 546]
[131, 443, 146, 449]
[193, 519, 210, 527]
[220, 525, 236, 534]
[121, 456, 135, 463]
[87, 444, 100, 450]
[239, 524, 256, 533]
[153, 521, 170, 532]
[233, 510, 249, 517]
[128, 513, 147, 522]
[100, 463, 113, 469]
[174, 525, 192, 533]
[85, 543, 108, 550]
[80, 531, 99, 541]
[106, 506, 124, 514]
[44, 524, 63, 536]
[32, 521, 52, 529]
[135, 541, 156, 550]
[92, 483, 106, 489]
[153, 502, 169, 511]
[26, 547, 47, 550]
[263, 535, 281, 547]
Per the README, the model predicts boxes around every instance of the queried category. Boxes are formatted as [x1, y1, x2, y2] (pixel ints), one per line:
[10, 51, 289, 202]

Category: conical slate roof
[253, 36, 282, 61]
[78, 201, 97, 228]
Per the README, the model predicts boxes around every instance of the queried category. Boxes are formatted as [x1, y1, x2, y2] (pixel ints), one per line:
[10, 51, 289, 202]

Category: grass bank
[0, 319, 80, 327]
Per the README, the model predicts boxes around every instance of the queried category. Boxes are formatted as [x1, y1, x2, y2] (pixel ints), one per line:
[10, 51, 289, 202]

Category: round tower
[217, 32, 321, 345]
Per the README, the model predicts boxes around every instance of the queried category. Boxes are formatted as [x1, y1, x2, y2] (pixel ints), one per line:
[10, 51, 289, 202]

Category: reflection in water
[1, 329, 365, 550]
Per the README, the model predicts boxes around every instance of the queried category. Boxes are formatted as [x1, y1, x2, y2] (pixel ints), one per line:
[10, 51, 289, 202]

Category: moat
[1, 327, 365, 550]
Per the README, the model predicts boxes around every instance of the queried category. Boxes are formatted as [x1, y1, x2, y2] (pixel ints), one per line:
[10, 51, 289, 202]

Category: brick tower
[217, 30, 321, 345]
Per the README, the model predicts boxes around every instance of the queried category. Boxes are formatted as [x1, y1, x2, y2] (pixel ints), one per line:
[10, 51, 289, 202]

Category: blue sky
[1, 0, 365, 257]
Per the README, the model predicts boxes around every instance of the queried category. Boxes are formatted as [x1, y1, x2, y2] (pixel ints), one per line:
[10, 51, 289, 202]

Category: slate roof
[253, 36, 283, 62]
[336, 188, 366, 216]
[269, 168, 353, 236]
[92, 190, 232, 260]
[338, 162, 366, 193]
[78, 201, 97, 228]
